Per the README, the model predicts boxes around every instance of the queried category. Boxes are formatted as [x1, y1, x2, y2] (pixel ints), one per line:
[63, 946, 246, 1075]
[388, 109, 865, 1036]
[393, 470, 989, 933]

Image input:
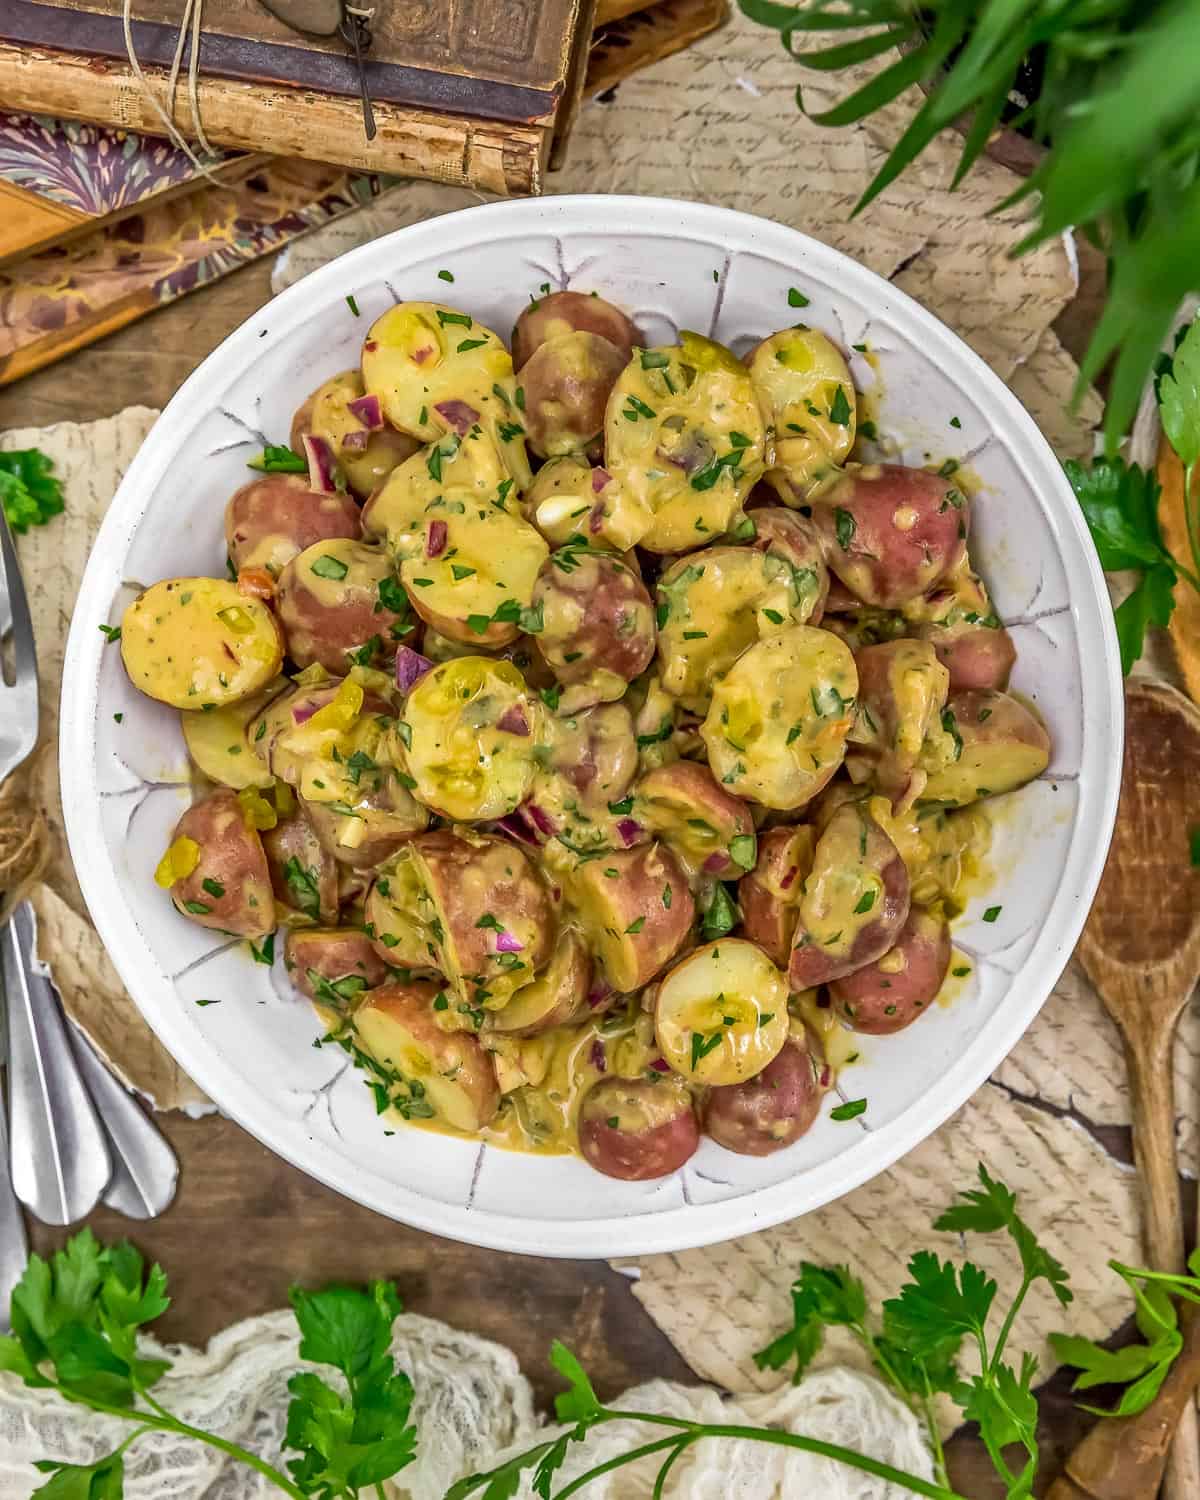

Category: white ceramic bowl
[61, 196, 1122, 1255]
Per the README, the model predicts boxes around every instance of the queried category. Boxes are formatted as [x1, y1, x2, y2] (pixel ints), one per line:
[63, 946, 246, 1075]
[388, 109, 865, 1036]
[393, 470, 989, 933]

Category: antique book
[0, 109, 265, 267]
[0, 0, 726, 192]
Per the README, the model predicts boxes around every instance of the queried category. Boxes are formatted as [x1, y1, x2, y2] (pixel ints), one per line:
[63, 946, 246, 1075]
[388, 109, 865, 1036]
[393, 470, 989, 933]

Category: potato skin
[224, 473, 361, 577]
[261, 805, 340, 923]
[122, 578, 284, 711]
[848, 639, 949, 804]
[353, 980, 501, 1132]
[830, 906, 951, 1034]
[512, 290, 643, 371]
[165, 789, 274, 938]
[416, 829, 555, 1005]
[703, 1036, 823, 1155]
[520, 331, 629, 458]
[788, 804, 911, 989]
[572, 842, 694, 992]
[579, 1075, 699, 1180]
[928, 622, 1016, 692]
[633, 761, 755, 880]
[532, 548, 655, 708]
[812, 465, 967, 609]
[285, 927, 391, 1004]
[738, 825, 814, 967]
[276, 539, 407, 674]
[746, 507, 830, 623]
[921, 689, 1051, 807]
[303, 786, 427, 872]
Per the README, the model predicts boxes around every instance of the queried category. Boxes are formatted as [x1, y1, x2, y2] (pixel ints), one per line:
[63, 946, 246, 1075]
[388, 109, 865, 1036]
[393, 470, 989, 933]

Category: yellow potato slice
[400, 499, 548, 643]
[656, 546, 820, 711]
[362, 427, 513, 557]
[749, 327, 856, 502]
[360, 301, 531, 487]
[398, 656, 546, 821]
[654, 938, 789, 1086]
[181, 677, 287, 790]
[605, 332, 765, 553]
[701, 626, 858, 809]
[121, 578, 284, 710]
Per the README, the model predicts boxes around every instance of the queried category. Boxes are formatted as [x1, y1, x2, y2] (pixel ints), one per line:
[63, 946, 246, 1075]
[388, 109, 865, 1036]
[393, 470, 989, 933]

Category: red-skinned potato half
[284, 927, 391, 1007]
[746, 506, 830, 624]
[738, 825, 815, 967]
[520, 332, 630, 459]
[579, 1074, 699, 1180]
[704, 1035, 825, 1155]
[157, 788, 274, 939]
[811, 464, 967, 609]
[275, 539, 408, 674]
[848, 639, 949, 805]
[353, 979, 501, 1132]
[633, 760, 756, 881]
[225, 473, 362, 578]
[261, 805, 340, 924]
[830, 906, 951, 1034]
[788, 803, 910, 989]
[532, 547, 655, 709]
[921, 689, 1051, 808]
[512, 290, 643, 370]
[570, 841, 695, 992]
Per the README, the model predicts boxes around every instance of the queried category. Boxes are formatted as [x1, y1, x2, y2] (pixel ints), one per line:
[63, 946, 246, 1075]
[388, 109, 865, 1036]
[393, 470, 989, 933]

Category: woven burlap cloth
[1, 4, 1191, 1407]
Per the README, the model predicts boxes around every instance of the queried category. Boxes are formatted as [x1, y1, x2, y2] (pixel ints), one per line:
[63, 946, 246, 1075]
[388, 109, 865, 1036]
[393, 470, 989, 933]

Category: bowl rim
[60, 193, 1124, 1256]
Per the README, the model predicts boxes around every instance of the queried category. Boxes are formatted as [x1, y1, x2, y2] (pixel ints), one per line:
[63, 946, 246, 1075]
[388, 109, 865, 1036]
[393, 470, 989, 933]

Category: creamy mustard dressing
[749, 327, 856, 502]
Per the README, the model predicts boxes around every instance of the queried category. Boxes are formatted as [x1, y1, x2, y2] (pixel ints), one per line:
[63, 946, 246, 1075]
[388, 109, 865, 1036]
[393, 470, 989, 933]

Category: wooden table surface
[0, 245, 1131, 1499]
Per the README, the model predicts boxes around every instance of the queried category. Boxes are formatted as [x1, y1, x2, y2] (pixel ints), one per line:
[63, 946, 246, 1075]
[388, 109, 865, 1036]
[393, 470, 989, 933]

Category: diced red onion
[703, 851, 728, 874]
[340, 429, 369, 452]
[495, 811, 537, 845]
[649, 1057, 670, 1073]
[526, 802, 557, 837]
[364, 339, 378, 352]
[413, 345, 435, 365]
[395, 645, 433, 693]
[495, 930, 523, 954]
[434, 399, 479, 436]
[347, 393, 384, 430]
[426, 520, 448, 557]
[301, 433, 336, 494]
[818, 1065, 832, 1089]
[497, 704, 530, 736]
[589, 1039, 607, 1072]
[292, 701, 318, 724]
[616, 818, 642, 847]
[779, 864, 798, 890]
[591, 467, 611, 493]
[587, 977, 612, 1008]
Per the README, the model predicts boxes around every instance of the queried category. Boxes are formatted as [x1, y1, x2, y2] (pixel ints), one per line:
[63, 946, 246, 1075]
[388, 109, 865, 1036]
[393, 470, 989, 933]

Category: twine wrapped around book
[121, 0, 219, 173]
[120, 0, 377, 171]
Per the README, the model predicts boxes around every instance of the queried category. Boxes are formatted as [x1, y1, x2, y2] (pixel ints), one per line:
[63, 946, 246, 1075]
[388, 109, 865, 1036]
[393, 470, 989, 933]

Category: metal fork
[0, 503, 39, 1328]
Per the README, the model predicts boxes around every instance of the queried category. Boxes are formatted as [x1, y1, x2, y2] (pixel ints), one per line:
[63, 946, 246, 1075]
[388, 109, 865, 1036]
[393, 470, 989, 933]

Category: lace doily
[0, 1311, 932, 1499]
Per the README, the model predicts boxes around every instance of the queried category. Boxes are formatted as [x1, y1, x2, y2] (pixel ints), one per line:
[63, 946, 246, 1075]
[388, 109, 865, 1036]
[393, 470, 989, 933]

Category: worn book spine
[0, 43, 549, 195]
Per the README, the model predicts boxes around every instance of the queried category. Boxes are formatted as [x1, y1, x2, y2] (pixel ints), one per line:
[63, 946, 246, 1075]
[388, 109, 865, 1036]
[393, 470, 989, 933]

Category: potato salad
[122, 287, 1050, 1181]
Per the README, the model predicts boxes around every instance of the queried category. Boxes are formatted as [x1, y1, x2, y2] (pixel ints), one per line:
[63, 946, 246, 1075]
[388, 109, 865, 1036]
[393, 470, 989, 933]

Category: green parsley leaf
[728, 834, 756, 870]
[0, 449, 66, 534]
[701, 883, 738, 941]
[283, 858, 321, 919]
[1158, 315, 1200, 470]
[311, 554, 349, 582]
[934, 1162, 1072, 1309]
[787, 288, 810, 308]
[834, 508, 856, 550]
[345, 294, 360, 316]
[830, 1098, 867, 1121]
[97, 624, 121, 642]
[828, 385, 852, 426]
[690, 1031, 723, 1069]
[437, 269, 455, 283]
[982, 905, 1002, 923]
[246, 445, 307, 474]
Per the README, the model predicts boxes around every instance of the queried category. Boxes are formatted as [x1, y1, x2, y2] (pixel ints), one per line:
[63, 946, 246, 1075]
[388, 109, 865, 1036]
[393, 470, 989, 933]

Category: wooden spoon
[1057, 678, 1200, 1500]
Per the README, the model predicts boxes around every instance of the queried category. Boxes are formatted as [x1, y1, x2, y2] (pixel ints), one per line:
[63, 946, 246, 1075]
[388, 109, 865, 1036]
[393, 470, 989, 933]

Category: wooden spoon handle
[1047, 1308, 1200, 1500]
[1126, 1028, 1187, 1272]
[1054, 1028, 1200, 1499]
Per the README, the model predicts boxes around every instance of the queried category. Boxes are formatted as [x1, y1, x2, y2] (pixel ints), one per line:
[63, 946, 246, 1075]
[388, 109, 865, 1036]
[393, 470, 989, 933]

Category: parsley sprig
[0, 448, 65, 533]
[1, 1231, 417, 1500]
